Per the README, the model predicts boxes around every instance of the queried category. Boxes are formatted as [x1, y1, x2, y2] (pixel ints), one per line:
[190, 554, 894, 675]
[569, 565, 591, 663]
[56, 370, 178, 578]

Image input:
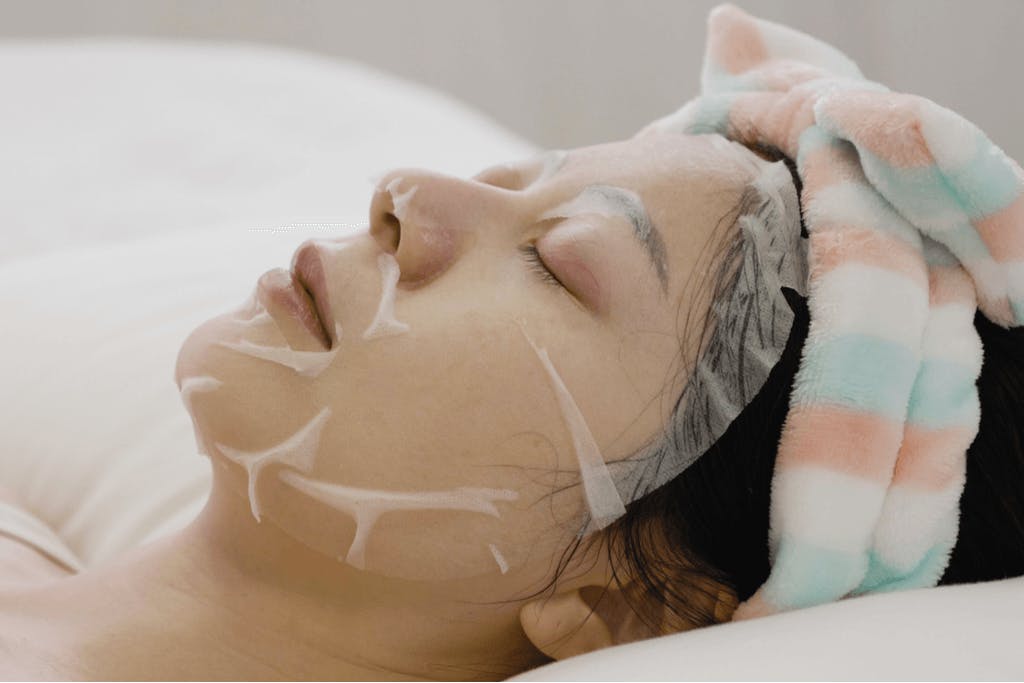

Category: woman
[4, 8, 1024, 682]
[0, 126, 784, 679]
[2, 129, 1022, 681]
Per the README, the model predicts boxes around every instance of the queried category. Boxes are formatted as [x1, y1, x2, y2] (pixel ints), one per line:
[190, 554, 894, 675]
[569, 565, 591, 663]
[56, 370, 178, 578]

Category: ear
[519, 579, 663, 661]
[520, 575, 740, 660]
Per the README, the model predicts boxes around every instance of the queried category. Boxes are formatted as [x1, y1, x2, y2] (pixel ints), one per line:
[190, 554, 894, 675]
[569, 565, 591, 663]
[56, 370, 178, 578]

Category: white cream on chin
[217, 339, 340, 377]
[216, 406, 332, 522]
[178, 375, 223, 456]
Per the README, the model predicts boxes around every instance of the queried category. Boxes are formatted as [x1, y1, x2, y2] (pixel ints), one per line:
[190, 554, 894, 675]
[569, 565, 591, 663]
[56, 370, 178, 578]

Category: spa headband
[629, 3, 1024, 620]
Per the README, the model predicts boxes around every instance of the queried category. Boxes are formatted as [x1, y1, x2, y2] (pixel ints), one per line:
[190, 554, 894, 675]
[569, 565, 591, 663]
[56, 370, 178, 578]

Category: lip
[256, 268, 331, 350]
[291, 241, 336, 346]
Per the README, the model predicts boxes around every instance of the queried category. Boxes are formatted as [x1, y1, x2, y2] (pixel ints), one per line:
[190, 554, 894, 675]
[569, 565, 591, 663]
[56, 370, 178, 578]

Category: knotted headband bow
[644, 3, 1024, 620]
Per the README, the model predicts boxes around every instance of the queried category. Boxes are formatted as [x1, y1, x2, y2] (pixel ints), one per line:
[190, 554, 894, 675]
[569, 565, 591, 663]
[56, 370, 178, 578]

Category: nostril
[379, 212, 400, 253]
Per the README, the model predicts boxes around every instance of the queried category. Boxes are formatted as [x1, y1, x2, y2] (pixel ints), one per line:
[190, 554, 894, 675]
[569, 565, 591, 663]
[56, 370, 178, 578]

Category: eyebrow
[580, 184, 670, 296]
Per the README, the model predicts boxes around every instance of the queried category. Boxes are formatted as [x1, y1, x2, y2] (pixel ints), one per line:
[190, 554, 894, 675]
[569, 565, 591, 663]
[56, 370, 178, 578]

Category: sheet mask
[178, 375, 223, 456]
[277, 469, 518, 569]
[611, 157, 810, 502]
[363, 252, 411, 340]
[516, 321, 627, 531]
[385, 177, 417, 222]
[488, 543, 510, 575]
[216, 406, 332, 522]
[216, 339, 339, 377]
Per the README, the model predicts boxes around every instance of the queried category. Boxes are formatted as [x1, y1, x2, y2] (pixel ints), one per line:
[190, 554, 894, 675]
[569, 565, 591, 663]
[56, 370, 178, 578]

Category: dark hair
[598, 144, 1024, 633]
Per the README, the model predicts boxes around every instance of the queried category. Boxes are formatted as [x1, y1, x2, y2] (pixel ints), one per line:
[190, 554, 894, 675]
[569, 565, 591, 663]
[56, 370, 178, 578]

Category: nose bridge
[369, 167, 522, 285]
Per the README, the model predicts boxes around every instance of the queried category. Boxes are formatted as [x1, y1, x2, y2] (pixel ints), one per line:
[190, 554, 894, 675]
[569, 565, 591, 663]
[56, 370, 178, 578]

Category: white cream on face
[278, 469, 519, 570]
[216, 406, 332, 522]
[363, 252, 411, 340]
[488, 543, 509, 575]
[216, 339, 340, 377]
[217, 282, 341, 377]
[385, 177, 418, 223]
[178, 375, 223, 456]
[516, 322, 626, 530]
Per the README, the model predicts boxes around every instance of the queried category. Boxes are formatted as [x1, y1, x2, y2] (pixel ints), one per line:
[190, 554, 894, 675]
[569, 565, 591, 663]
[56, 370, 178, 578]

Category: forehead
[559, 131, 766, 192]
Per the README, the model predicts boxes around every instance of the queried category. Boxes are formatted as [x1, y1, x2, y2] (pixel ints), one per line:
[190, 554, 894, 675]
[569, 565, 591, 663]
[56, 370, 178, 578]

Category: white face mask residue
[277, 469, 518, 570]
[216, 406, 332, 522]
[488, 543, 510, 575]
[178, 375, 223, 456]
[217, 287, 341, 377]
[515, 322, 626, 530]
[216, 339, 340, 377]
[363, 252, 411, 340]
[385, 177, 418, 223]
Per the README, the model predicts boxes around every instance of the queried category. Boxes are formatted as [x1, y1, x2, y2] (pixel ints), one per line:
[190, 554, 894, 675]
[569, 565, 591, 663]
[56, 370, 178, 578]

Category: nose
[368, 168, 521, 285]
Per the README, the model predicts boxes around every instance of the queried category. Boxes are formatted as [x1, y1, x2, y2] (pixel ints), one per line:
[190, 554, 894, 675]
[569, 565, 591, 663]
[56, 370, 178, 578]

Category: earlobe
[519, 590, 614, 661]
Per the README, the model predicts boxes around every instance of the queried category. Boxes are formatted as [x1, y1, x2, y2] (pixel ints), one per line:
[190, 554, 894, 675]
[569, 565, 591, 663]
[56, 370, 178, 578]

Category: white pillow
[511, 575, 1024, 680]
[0, 39, 538, 265]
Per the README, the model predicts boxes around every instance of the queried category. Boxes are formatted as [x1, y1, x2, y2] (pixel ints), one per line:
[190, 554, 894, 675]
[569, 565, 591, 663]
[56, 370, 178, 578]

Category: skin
[0, 130, 773, 680]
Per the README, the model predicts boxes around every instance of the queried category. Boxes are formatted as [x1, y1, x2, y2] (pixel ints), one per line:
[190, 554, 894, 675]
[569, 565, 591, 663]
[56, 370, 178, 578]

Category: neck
[3, 476, 545, 680]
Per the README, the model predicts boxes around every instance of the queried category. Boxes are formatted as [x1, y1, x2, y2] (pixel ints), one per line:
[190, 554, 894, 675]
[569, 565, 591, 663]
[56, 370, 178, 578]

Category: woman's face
[174, 130, 771, 589]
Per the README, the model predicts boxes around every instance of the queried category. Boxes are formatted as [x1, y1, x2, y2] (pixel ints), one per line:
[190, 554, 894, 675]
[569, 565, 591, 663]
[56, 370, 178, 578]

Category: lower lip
[256, 268, 329, 347]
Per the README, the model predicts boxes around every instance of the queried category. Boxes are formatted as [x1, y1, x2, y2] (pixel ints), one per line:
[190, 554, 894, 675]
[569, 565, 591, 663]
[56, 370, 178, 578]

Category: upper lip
[291, 242, 335, 348]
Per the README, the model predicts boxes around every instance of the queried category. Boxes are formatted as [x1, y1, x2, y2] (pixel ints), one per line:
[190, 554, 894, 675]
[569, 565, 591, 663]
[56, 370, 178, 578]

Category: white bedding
[1, 38, 1020, 681]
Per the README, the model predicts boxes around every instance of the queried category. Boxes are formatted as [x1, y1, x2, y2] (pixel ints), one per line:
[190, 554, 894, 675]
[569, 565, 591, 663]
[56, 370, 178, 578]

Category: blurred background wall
[2, 0, 1021, 159]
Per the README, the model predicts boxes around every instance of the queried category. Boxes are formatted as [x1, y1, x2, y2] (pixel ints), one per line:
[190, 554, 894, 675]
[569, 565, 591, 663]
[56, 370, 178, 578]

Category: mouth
[256, 269, 332, 350]
[291, 242, 336, 349]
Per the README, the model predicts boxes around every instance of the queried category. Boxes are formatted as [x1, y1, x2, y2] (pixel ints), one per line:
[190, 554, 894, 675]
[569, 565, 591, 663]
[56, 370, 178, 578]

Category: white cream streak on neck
[363, 252, 411, 340]
[277, 469, 518, 570]
[515, 322, 626, 530]
[178, 375, 223, 456]
[215, 406, 332, 522]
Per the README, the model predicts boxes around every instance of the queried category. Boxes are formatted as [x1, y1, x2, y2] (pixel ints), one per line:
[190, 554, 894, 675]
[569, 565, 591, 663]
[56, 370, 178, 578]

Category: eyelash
[518, 243, 564, 288]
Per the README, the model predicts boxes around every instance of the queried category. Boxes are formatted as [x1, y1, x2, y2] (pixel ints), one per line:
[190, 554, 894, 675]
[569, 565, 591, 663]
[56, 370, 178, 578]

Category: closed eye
[518, 243, 564, 289]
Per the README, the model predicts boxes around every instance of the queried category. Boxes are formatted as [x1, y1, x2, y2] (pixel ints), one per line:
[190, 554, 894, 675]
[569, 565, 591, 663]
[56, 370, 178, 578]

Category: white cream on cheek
[277, 470, 518, 570]
[488, 543, 510, 574]
[515, 321, 626, 530]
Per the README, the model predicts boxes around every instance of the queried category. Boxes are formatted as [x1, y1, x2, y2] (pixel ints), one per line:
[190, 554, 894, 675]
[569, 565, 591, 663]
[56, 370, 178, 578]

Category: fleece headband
[642, 3, 1024, 620]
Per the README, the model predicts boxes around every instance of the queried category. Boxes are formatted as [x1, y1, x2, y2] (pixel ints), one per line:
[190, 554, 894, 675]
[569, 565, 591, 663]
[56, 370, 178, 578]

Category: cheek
[196, 296, 594, 584]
